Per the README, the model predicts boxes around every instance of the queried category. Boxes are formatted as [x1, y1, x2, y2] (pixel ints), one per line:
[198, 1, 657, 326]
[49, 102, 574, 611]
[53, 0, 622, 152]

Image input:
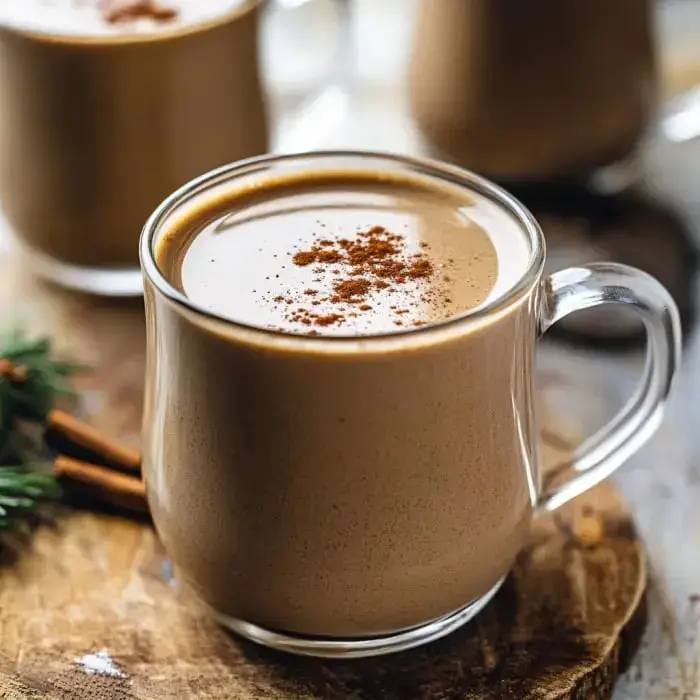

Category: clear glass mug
[409, 0, 657, 183]
[140, 151, 681, 658]
[0, 0, 349, 296]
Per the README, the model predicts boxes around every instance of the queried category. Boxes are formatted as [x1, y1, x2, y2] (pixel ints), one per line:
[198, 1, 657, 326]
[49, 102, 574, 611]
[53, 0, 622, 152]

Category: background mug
[140, 151, 681, 658]
[0, 0, 349, 296]
[410, 0, 656, 183]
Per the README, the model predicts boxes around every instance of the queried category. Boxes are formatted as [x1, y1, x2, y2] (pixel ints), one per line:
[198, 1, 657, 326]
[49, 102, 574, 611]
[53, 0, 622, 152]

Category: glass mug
[140, 152, 680, 658]
[0, 0, 348, 296]
[410, 0, 657, 183]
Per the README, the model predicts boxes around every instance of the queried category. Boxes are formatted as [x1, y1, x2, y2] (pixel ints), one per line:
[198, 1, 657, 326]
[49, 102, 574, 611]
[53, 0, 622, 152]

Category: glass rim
[139, 150, 546, 345]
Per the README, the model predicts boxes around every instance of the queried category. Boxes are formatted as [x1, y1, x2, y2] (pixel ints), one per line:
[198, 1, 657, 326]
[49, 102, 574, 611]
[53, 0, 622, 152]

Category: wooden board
[0, 251, 647, 699]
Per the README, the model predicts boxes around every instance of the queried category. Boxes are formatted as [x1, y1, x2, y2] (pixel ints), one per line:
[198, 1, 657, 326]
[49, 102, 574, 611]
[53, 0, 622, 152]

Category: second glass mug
[0, 0, 349, 296]
[409, 0, 657, 183]
[140, 151, 680, 658]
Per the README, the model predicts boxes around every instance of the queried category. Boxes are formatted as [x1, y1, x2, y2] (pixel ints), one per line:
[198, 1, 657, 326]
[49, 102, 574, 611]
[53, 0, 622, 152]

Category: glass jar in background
[409, 0, 657, 184]
[0, 0, 348, 296]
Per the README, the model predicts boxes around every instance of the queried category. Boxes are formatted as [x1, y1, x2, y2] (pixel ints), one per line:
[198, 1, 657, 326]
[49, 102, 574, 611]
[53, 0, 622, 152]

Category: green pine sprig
[0, 467, 61, 529]
[0, 328, 85, 529]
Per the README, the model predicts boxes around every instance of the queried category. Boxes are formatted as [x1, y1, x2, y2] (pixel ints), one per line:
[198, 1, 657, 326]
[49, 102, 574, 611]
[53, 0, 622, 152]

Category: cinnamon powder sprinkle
[100, 0, 179, 24]
[407, 260, 433, 279]
[317, 250, 343, 264]
[316, 314, 345, 327]
[273, 225, 453, 331]
[293, 251, 317, 267]
[334, 279, 371, 299]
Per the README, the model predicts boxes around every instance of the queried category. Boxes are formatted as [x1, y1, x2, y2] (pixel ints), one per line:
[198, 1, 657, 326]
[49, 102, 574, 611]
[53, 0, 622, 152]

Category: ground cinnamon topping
[407, 259, 433, 279]
[317, 250, 343, 264]
[334, 279, 371, 299]
[315, 314, 345, 327]
[268, 225, 453, 332]
[293, 251, 316, 267]
[100, 0, 179, 25]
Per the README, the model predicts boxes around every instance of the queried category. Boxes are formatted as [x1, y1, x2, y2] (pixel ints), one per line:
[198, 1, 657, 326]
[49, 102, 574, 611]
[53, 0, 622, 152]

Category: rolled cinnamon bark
[47, 410, 142, 474]
[54, 455, 148, 514]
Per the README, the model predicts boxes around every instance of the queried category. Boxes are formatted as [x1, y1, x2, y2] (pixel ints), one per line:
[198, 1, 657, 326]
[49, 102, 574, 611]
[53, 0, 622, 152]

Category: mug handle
[537, 262, 682, 512]
[266, 0, 352, 154]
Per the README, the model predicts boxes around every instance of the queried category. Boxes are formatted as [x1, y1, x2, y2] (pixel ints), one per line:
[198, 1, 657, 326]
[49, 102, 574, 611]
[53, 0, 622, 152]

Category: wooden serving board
[0, 252, 646, 700]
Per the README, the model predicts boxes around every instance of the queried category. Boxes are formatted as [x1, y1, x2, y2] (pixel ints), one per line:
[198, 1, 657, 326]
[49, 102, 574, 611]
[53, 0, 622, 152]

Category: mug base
[211, 575, 506, 659]
[21, 243, 143, 297]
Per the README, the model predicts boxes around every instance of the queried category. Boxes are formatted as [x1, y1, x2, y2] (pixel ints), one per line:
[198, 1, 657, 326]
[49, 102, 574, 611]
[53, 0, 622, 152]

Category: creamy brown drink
[410, 0, 656, 182]
[141, 152, 679, 658]
[0, 0, 267, 292]
[157, 174, 512, 334]
[147, 169, 536, 637]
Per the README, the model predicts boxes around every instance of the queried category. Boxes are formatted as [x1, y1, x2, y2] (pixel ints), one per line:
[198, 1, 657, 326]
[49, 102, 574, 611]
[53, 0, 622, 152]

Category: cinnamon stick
[47, 409, 141, 474]
[54, 456, 148, 514]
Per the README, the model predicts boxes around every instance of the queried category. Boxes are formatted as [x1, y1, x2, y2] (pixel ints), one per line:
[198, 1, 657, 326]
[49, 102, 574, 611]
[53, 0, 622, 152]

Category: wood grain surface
[0, 250, 647, 699]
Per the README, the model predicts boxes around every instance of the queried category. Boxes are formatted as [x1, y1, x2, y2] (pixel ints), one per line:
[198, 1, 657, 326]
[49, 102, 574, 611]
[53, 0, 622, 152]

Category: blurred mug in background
[0, 0, 348, 296]
[409, 0, 657, 184]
